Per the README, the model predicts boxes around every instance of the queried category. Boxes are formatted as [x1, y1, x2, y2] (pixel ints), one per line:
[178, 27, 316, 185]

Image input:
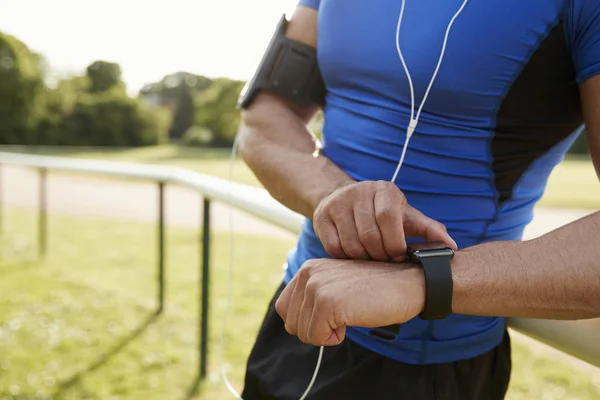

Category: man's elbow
[236, 91, 320, 162]
[237, 94, 293, 159]
[237, 107, 267, 163]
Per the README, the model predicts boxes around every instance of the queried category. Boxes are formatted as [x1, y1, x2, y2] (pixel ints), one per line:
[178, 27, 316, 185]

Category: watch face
[407, 241, 454, 261]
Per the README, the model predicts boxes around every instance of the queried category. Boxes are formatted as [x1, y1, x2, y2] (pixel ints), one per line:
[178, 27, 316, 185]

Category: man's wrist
[449, 240, 524, 316]
[449, 248, 478, 315]
[392, 265, 426, 317]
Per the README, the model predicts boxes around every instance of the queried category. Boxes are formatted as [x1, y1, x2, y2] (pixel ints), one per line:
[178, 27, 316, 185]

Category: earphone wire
[220, 129, 325, 400]
[220, 128, 243, 400]
[391, 0, 468, 182]
[221, 1, 468, 398]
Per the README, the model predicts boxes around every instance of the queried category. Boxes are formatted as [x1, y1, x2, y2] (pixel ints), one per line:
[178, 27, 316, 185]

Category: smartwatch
[407, 241, 455, 320]
[368, 241, 454, 340]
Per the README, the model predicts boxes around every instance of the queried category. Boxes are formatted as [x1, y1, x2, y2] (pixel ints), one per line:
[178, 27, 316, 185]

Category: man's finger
[315, 217, 347, 259]
[403, 206, 458, 250]
[354, 200, 388, 261]
[297, 285, 316, 344]
[275, 278, 297, 322]
[374, 189, 407, 261]
[284, 266, 311, 335]
[333, 213, 370, 260]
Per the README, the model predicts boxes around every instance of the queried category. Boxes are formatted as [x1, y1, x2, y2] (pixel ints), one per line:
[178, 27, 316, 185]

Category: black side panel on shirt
[493, 22, 583, 204]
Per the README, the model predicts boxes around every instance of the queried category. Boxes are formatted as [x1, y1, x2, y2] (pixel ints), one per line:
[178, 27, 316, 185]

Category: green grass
[2, 144, 599, 209]
[1, 209, 600, 399]
[0, 208, 290, 400]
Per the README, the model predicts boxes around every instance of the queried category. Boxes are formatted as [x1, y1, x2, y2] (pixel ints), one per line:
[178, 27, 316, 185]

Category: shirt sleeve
[567, 0, 600, 84]
[298, 0, 320, 9]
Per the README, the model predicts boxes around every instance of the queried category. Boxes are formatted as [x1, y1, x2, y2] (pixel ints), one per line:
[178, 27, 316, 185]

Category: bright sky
[0, 0, 299, 94]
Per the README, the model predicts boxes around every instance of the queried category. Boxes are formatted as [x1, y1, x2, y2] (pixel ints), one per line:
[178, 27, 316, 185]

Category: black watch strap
[418, 256, 453, 320]
[369, 323, 400, 340]
[368, 250, 453, 340]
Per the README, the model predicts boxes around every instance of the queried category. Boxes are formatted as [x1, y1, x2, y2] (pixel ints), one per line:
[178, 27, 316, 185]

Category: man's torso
[286, 0, 592, 364]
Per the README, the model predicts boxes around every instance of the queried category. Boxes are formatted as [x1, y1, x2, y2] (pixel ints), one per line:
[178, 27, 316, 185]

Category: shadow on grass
[183, 374, 204, 400]
[50, 308, 209, 400]
[52, 312, 161, 397]
[182, 371, 216, 400]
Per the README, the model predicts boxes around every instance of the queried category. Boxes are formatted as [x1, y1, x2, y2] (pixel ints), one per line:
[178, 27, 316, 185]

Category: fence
[0, 150, 599, 383]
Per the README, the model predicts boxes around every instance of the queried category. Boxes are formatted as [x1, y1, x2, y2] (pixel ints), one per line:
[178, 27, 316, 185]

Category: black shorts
[242, 283, 512, 400]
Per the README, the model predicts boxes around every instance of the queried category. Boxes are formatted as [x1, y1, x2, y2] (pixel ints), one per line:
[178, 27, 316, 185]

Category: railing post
[157, 181, 165, 314]
[0, 163, 3, 236]
[0, 163, 2, 261]
[39, 168, 47, 258]
[200, 197, 211, 379]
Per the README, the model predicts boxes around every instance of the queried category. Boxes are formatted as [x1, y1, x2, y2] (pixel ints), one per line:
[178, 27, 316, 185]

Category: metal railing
[1, 150, 599, 381]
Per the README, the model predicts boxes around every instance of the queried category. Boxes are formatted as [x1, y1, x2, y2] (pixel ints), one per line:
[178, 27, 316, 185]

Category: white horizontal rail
[0, 151, 305, 234]
[1, 151, 599, 369]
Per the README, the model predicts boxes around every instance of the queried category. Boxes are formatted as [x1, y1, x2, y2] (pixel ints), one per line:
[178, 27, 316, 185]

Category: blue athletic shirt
[283, 0, 600, 364]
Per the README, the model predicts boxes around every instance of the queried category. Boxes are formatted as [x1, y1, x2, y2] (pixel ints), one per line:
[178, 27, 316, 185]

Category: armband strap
[237, 14, 326, 109]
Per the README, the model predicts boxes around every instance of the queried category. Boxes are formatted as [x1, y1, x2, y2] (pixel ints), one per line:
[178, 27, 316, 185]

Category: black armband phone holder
[237, 14, 326, 109]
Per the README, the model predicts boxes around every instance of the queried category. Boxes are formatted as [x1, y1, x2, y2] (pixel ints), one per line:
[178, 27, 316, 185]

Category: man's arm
[452, 212, 600, 320]
[238, 6, 355, 220]
[238, 6, 456, 261]
[276, 209, 600, 345]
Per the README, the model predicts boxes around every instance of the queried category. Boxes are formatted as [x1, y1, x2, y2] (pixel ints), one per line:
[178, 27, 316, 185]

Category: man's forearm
[238, 96, 355, 219]
[451, 211, 600, 319]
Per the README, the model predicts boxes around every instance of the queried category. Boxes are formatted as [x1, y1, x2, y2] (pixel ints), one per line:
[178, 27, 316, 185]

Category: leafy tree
[0, 31, 45, 144]
[139, 71, 213, 99]
[195, 78, 245, 146]
[140, 72, 214, 140]
[168, 82, 196, 140]
[86, 60, 124, 93]
[36, 75, 91, 144]
[63, 88, 169, 146]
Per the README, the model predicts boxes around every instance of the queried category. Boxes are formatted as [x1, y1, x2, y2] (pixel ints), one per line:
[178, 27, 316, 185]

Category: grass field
[1, 209, 600, 400]
[2, 144, 600, 209]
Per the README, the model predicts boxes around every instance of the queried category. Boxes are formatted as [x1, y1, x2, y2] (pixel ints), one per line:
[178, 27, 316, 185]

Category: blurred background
[0, 1, 599, 399]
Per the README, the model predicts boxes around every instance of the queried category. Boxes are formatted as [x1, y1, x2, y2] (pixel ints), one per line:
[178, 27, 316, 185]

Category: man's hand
[313, 181, 458, 261]
[275, 258, 425, 346]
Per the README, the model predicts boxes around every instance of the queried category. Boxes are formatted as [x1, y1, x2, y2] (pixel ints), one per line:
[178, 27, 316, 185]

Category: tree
[195, 78, 245, 146]
[140, 72, 213, 140]
[139, 71, 213, 99]
[86, 60, 124, 93]
[63, 88, 169, 146]
[0, 31, 45, 144]
[36, 75, 91, 145]
[169, 82, 196, 140]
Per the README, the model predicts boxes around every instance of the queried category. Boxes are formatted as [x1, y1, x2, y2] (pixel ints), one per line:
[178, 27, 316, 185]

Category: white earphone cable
[219, 130, 242, 399]
[391, 0, 469, 182]
[220, 1, 467, 398]
[220, 131, 324, 400]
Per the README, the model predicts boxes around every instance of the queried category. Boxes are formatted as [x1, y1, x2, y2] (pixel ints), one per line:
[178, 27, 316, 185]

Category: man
[237, 0, 600, 399]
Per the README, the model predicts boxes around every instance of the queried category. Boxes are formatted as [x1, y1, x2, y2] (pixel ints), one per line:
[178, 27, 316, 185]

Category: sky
[0, 0, 299, 94]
